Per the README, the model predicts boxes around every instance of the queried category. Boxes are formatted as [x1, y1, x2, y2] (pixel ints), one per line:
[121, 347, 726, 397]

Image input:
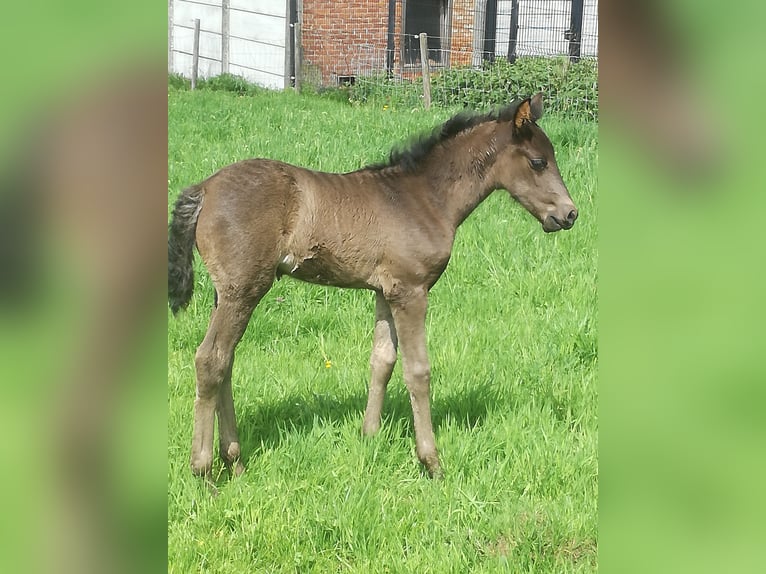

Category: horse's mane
[366, 99, 524, 173]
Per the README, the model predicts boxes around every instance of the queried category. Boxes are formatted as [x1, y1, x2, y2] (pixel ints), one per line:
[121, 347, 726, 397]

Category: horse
[168, 93, 578, 479]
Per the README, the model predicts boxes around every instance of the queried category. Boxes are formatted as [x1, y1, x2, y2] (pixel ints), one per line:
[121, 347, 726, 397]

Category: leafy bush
[168, 73, 190, 91]
[351, 57, 598, 120]
[349, 75, 425, 109]
[196, 73, 265, 96]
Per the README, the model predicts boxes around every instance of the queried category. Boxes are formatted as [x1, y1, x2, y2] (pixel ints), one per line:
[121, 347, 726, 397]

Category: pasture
[168, 85, 597, 572]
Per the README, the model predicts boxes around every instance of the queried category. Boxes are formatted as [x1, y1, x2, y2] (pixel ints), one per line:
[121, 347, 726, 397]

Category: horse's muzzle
[543, 209, 578, 232]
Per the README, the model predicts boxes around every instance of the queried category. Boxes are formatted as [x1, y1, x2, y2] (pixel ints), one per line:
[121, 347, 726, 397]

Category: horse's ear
[512, 93, 544, 129]
[530, 92, 544, 121]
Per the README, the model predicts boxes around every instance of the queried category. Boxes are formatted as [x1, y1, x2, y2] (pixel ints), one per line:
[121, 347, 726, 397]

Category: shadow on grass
[235, 378, 504, 466]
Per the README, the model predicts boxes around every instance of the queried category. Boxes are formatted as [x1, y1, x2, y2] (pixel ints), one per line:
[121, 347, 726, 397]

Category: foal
[168, 93, 578, 478]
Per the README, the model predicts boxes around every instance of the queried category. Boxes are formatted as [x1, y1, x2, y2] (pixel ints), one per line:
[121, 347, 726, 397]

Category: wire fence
[168, 0, 598, 119]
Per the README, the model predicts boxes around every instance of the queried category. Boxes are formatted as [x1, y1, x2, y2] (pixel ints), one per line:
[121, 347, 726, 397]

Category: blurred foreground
[600, 1, 766, 572]
[0, 3, 166, 574]
[0, 1, 764, 572]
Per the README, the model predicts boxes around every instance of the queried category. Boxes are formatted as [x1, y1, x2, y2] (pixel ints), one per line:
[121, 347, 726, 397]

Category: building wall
[301, 0, 390, 84]
[169, 0, 288, 89]
[300, 0, 477, 84]
[449, 0, 477, 67]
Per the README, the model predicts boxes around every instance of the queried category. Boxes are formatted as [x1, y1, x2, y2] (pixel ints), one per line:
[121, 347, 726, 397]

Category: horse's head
[492, 93, 578, 233]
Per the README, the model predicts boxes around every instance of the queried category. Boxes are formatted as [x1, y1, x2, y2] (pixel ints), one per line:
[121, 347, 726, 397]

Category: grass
[168, 84, 597, 572]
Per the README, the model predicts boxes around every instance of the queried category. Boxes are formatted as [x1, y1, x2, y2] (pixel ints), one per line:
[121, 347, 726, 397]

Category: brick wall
[449, 0, 475, 67]
[301, 0, 478, 85]
[302, 0, 390, 84]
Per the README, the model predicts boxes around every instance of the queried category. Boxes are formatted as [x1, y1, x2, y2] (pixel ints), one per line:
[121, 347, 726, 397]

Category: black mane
[367, 99, 524, 172]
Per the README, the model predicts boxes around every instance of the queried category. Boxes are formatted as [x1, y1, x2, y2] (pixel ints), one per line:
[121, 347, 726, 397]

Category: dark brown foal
[169, 93, 578, 479]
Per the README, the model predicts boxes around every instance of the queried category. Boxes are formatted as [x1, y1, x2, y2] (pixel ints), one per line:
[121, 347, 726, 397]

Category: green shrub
[168, 73, 190, 91]
[349, 74, 425, 109]
[196, 73, 264, 96]
[351, 57, 598, 120]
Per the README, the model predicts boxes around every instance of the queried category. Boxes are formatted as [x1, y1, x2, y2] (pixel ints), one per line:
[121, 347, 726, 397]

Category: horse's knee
[370, 342, 397, 373]
[404, 362, 431, 395]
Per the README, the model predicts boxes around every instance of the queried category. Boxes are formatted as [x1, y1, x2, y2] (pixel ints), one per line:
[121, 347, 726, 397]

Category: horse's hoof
[362, 420, 381, 436]
[231, 461, 245, 477]
[420, 453, 443, 479]
[428, 463, 444, 480]
[190, 457, 213, 479]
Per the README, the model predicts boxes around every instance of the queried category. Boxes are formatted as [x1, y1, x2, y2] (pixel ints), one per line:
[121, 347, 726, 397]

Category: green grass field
[168, 86, 598, 573]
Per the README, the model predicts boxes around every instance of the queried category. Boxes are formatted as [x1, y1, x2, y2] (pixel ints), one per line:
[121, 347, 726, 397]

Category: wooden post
[191, 18, 200, 90]
[168, 0, 174, 73]
[222, 0, 230, 74]
[293, 22, 302, 92]
[284, 1, 292, 89]
[419, 32, 431, 110]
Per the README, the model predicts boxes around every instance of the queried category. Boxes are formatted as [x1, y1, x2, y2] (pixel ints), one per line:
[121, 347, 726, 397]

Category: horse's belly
[277, 250, 371, 289]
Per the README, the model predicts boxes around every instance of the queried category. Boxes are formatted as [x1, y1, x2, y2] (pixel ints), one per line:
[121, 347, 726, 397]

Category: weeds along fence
[168, 0, 598, 120]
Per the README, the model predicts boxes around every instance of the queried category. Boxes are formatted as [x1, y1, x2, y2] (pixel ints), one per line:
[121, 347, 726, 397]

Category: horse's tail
[168, 184, 204, 314]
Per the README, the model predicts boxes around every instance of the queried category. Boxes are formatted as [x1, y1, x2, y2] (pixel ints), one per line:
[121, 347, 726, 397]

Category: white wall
[169, 0, 288, 89]
[495, 0, 598, 58]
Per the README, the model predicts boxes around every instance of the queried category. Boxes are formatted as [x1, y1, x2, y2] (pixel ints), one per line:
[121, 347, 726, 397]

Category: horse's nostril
[567, 209, 578, 222]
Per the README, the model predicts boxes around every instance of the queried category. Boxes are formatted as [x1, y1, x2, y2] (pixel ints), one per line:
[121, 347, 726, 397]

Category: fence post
[386, 0, 396, 77]
[285, 18, 292, 89]
[471, 0, 487, 67]
[566, 0, 584, 63]
[222, 0, 230, 74]
[419, 33, 431, 110]
[191, 18, 200, 89]
[506, 0, 519, 63]
[293, 22, 302, 93]
[483, 0, 498, 63]
[168, 0, 174, 73]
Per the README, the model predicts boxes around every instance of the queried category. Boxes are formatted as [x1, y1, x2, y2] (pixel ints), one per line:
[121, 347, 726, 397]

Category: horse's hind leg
[215, 286, 268, 475]
[362, 292, 398, 435]
[190, 285, 269, 477]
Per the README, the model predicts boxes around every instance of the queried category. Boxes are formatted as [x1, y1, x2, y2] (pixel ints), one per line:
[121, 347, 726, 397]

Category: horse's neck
[427, 126, 499, 227]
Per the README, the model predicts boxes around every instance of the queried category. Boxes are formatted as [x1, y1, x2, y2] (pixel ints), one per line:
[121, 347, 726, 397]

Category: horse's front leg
[363, 292, 398, 436]
[388, 288, 442, 478]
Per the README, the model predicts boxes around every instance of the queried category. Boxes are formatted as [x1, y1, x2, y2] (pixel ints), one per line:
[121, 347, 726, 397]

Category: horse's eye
[529, 158, 547, 171]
